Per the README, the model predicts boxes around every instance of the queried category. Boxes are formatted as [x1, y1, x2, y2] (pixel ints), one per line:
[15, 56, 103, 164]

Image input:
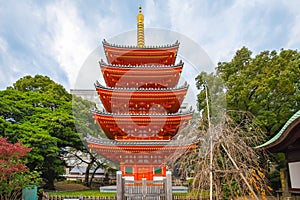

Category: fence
[116, 171, 173, 200]
[47, 197, 115, 200]
[47, 196, 211, 200]
[123, 179, 166, 200]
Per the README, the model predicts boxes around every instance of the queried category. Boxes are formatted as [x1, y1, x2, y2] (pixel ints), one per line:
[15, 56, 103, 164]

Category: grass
[49, 181, 195, 197]
[49, 190, 115, 197]
[48, 182, 115, 197]
[54, 181, 89, 191]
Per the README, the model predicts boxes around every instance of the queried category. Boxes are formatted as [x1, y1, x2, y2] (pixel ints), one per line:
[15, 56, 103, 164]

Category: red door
[137, 166, 152, 180]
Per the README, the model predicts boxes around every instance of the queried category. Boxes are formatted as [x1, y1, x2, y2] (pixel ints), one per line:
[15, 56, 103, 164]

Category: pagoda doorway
[136, 166, 152, 180]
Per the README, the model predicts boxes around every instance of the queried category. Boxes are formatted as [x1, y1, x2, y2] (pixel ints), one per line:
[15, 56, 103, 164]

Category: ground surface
[54, 182, 90, 191]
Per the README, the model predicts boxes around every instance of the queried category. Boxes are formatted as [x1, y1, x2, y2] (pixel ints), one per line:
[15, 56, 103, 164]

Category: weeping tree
[169, 69, 271, 199]
[173, 111, 271, 199]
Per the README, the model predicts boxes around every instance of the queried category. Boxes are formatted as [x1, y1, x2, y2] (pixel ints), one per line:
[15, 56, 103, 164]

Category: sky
[0, 0, 299, 91]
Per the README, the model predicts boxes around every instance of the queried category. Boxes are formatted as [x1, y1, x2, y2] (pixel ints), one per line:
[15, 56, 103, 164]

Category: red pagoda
[87, 6, 195, 181]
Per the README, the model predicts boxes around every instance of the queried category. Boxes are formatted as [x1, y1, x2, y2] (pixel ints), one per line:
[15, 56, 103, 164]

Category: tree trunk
[84, 162, 93, 187]
[89, 165, 101, 187]
[44, 178, 55, 190]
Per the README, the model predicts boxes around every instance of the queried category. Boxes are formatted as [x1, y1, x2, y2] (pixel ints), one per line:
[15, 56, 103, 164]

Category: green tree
[0, 75, 108, 189]
[0, 75, 82, 189]
[196, 47, 300, 137]
[195, 47, 300, 195]
[195, 71, 226, 127]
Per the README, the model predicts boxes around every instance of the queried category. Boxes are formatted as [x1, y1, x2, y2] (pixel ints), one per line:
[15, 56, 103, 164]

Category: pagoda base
[120, 163, 167, 180]
[99, 185, 188, 193]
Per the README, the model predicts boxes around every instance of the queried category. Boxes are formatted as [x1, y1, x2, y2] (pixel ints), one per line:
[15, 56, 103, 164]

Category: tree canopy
[196, 47, 300, 137]
[194, 47, 300, 194]
[0, 75, 101, 189]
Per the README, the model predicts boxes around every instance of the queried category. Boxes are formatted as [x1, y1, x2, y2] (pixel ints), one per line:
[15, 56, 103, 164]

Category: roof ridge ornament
[137, 6, 145, 47]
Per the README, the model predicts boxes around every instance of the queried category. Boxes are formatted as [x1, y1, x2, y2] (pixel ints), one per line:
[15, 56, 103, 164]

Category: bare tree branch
[171, 111, 271, 199]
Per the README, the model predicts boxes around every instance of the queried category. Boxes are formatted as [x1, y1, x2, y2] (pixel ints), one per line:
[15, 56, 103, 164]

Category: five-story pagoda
[87, 7, 194, 181]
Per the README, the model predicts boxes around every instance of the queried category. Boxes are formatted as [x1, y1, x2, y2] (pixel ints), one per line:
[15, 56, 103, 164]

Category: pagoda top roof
[99, 59, 183, 68]
[102, 39, 180, 50]
[94, 80, 188, 91]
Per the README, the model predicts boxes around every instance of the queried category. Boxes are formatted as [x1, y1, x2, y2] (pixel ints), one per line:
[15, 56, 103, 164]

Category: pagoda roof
[103, 39, 179, 50]
[255, 110, 300, 152]
[92, 108, 193, 140]
[86, 134, 197, 164]
[94, 80, 188, 92]
[102, 39, 179, 66]
[99, 60, 183, 88]
[95, 81, 188, 114]
[92, 107, 193, 117]
[99, 59, 184, 69]
[87, 140, 196, 164]
[87, 134, 196, 146]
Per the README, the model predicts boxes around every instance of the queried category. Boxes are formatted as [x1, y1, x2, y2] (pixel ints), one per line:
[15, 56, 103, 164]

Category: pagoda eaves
[100, 60, 183, 88]
[87, 136, 196, 180]
[87, 135, 196, 162]
[95, 82, 188, 114]
[103, 40, 179, 66]
[92, 109, 193, 141]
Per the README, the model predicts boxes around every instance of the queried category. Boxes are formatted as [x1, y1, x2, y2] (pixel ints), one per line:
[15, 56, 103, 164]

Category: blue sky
[0, 0, 299, 90]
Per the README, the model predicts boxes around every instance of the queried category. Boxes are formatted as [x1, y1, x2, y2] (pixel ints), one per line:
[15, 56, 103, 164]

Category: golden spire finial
[136, 6, 144, 47]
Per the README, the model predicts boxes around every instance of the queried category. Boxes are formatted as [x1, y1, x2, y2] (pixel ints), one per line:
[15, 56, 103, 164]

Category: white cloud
[0, 1, 69, 89]
[0, 37, 8, 56]
[163, 0, 300, 64]
[0, 0, 299, 90]
[42, 1, 135, 89]
[283, 1, 300, 49]
[287, 14, 300, 49]
[164, 0, 242, 64]
[0, 36, 27, 88]
[44, 1, 94, 89]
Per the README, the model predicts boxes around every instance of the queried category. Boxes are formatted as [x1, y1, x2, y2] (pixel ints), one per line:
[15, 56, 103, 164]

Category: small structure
[65, 166, 105, 182]
[256, 110, 300, 197]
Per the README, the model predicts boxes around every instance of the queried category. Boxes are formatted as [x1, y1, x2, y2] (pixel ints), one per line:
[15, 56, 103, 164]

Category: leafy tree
[63, 147, 111, 187]
[195, 47, 300, 195]
[0, 75, 82, 189]
[218, 47, 300, 135]
[72, 95, 104, 138]
[69, 95, 108, 187]
[196, 47, 300, 137]
[0, 75, 109, 189]
[195, 71, 226, 127]
[0, 137, 40, 200]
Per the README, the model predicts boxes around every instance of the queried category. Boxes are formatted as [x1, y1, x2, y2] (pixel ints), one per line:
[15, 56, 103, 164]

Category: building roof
[102, 39, 179, 49]
[86, 134, 196, 146]
[94, 80, 188, 91]
[255, 110, 300, 152]
[99, 61, 183, 88]
[103, 39, 179, 66]
[70, 165, 104, 174]
[92, 107, 193, 116]
[99, 59, 184, 68]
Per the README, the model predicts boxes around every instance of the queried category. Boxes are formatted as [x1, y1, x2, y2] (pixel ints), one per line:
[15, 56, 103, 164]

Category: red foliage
[0, 137, 31, 180]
